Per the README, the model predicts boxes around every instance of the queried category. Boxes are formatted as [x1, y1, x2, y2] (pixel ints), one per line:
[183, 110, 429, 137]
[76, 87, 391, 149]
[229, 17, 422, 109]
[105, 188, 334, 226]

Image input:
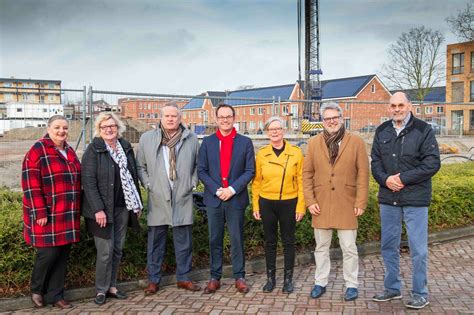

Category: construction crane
[298, 0, 322, 120]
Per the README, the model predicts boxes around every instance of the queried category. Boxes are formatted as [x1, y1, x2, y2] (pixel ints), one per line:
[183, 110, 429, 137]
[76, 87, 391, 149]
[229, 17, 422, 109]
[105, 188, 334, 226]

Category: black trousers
[259, 197, 297, 272]
[31, 244, 71, 304]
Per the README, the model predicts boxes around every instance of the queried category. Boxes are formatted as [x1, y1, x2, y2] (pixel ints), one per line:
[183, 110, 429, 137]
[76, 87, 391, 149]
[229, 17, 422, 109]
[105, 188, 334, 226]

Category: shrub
[0, 162, 473, 297]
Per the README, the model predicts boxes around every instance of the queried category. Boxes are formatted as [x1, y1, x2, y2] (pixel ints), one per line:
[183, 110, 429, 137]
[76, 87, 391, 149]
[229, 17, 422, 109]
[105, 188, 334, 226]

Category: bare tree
[446, 1, 474, 42]
[381, 26, 445, 102]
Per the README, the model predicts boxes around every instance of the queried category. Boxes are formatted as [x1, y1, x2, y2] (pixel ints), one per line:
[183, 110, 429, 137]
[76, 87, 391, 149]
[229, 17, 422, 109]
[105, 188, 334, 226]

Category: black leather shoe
[106, 290, 127, 299]
[94, 293, 106, 305]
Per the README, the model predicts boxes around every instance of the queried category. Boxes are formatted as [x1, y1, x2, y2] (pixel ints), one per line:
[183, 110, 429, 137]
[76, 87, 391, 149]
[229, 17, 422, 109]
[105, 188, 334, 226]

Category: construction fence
[1, 86, 474, 150]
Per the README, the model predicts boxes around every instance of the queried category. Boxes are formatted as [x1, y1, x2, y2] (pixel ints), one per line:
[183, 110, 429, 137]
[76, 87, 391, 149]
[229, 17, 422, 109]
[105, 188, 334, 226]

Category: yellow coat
[252, 141, 305, 214]
[302, 132, 369, 229]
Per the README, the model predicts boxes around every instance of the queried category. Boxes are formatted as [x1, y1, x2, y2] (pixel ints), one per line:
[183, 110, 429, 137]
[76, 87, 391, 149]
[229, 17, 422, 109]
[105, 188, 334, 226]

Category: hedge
[1, 162, 473, 297]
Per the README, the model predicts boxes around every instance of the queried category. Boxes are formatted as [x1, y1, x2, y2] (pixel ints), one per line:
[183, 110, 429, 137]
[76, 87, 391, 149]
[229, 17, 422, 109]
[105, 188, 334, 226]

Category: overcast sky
[0, 0, 469, 95]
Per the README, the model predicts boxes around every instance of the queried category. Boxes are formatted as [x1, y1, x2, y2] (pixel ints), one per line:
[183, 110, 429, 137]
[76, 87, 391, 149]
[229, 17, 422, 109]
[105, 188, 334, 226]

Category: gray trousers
[94, 208, 129, 294]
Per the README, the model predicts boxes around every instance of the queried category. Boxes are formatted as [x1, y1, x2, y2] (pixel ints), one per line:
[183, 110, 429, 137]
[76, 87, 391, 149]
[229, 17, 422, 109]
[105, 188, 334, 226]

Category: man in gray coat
[137, 103, 201, 295]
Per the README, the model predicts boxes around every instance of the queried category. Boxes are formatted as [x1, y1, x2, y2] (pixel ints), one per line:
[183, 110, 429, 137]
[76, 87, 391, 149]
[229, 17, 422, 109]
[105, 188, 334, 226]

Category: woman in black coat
[82, 112, 142, 305]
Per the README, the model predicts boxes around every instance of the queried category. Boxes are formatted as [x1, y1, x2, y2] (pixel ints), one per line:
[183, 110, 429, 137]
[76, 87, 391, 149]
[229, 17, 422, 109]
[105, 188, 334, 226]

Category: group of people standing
[22, 91, 440, 310]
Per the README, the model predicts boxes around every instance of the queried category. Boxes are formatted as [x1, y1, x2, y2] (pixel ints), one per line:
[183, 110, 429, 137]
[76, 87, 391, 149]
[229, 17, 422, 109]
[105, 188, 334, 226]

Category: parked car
[427, 122, 446, 135]
[359, 125, 377, 133]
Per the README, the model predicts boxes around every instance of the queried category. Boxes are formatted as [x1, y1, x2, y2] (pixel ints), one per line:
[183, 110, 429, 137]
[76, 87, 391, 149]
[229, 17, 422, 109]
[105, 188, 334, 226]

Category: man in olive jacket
[371, 91, 440, 309]
[137, 103, 201, 294]
[303, 102, 369, 302]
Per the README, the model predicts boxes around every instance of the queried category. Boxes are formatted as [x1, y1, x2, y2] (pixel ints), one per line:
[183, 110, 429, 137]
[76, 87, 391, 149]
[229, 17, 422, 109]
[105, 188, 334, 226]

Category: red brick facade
[119, 98, 188, 126]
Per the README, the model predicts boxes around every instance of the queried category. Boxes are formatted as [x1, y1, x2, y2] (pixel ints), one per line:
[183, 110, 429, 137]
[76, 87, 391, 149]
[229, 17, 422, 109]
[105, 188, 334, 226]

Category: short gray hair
[47, 115, 68, 126]
[319, 102, 343, 118]
[160, 101, 182, 118]
[264, 116, 285, 131]
[93, 112, 126, 138]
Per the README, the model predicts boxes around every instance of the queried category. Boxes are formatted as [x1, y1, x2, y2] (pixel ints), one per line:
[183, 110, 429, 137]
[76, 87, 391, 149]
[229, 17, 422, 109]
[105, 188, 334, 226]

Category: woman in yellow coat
[252, 116, 305, 293]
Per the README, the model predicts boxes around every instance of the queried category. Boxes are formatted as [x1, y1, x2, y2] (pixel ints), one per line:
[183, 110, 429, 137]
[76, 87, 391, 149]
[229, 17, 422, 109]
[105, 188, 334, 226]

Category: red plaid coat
[21, 135, 81, 247]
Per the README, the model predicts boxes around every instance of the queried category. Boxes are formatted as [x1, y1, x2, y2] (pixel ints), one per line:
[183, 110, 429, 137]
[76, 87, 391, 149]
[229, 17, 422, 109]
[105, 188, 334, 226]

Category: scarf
[105, 140, 143, 213]
[160, 123, 183, 181]
[216, 127, 237, 188]
[323, 124, 345, 165]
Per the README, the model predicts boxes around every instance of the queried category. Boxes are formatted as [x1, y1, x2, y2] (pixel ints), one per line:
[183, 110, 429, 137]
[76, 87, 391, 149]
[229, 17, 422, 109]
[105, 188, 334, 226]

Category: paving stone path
[9, 237, 474, 314]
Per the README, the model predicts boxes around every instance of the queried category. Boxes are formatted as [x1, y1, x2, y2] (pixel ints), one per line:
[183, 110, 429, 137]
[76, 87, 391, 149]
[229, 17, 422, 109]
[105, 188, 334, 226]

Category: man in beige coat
[303, 102, 369, 301]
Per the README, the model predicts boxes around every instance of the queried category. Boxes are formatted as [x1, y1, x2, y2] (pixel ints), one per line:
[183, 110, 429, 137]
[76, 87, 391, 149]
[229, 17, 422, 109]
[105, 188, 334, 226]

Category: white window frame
[258, 107, 264, 115]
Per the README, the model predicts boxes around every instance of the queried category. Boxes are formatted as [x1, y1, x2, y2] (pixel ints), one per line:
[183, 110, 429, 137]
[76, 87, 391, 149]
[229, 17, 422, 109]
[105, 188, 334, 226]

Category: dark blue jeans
[206, 203, 245, 280]
[147, 224, 193, 284]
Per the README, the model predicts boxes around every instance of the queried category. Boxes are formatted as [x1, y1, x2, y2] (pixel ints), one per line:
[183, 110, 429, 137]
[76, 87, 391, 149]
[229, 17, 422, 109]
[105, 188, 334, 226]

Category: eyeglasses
[100, 124, 118, 130]
[217, 115, 234, 121]
[323, 115, 341, 122]
[267, 127, 283, 132]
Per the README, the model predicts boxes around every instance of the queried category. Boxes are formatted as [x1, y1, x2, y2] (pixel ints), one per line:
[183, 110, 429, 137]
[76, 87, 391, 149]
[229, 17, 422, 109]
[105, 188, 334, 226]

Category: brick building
[119, 98, 188, 127]
[396, 86, 446, 125]
[445, 40, 474, 134]
[182, 74, 392, 134]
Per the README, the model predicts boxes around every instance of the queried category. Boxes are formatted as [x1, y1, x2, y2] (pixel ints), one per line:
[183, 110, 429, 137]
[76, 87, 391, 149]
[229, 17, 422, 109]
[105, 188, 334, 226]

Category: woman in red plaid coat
[21, 115, 81, 309]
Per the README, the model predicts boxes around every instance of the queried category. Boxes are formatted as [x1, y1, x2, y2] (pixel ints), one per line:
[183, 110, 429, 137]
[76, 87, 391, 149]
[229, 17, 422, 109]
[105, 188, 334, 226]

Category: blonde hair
[93, 112, 126, 138]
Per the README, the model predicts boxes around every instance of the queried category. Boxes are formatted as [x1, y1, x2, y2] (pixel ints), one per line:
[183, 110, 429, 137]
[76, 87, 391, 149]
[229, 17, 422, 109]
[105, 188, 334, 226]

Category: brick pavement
[8, 237, 474, 314]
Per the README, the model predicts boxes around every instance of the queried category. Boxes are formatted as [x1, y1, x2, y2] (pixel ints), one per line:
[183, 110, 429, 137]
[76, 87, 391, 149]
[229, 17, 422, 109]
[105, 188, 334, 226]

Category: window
[250, 108, 256, 115]
[371, 84, 376, 93]
[258, 121, 264, 129]
[43, 108, 47, 113]
[154, 104, 157, 109]
[250, 121, 256, 129]
[242, 108, 246, 115]
[471, 81, 474, 102]
[17, 108, 23, 112]
[4, 93, 13, 101]
[436, 106, 444, 113]
[258, 107, 264, 115]
[139, 112, 144, 118]
[274, 106, 279, 115]
[148, 104, 151, 110]
[452, 82, 464, 103]
[452, 53, 464, 74]
[415, 107, 421, 114]
[345, 103, 350, 110]
[380, 117, 389, 123]
[282, 106, 288, 115]
[48, 94, 54, 101]
[4, 83, 12, 87]
[155, 113, 159, 118]
[470, 110, 474, 130]
[183, 113, 187, 119]
[48, 83, 55, 89]
[291, 104, 298, 115]
[425, 106, 433, 114]
[344, 118, 351, 129]
[471, 52, 474, 72]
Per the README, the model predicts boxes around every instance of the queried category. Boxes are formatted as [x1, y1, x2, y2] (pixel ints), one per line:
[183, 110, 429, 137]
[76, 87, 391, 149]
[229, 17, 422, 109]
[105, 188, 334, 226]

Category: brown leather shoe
[235, 278, 250, 293]
[31, 293, 43, 308]
[203, 279, 221, 294]
[177, 281, 201, 291]
[54, 299, 72, 309]
[144, 282, 159, 296]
